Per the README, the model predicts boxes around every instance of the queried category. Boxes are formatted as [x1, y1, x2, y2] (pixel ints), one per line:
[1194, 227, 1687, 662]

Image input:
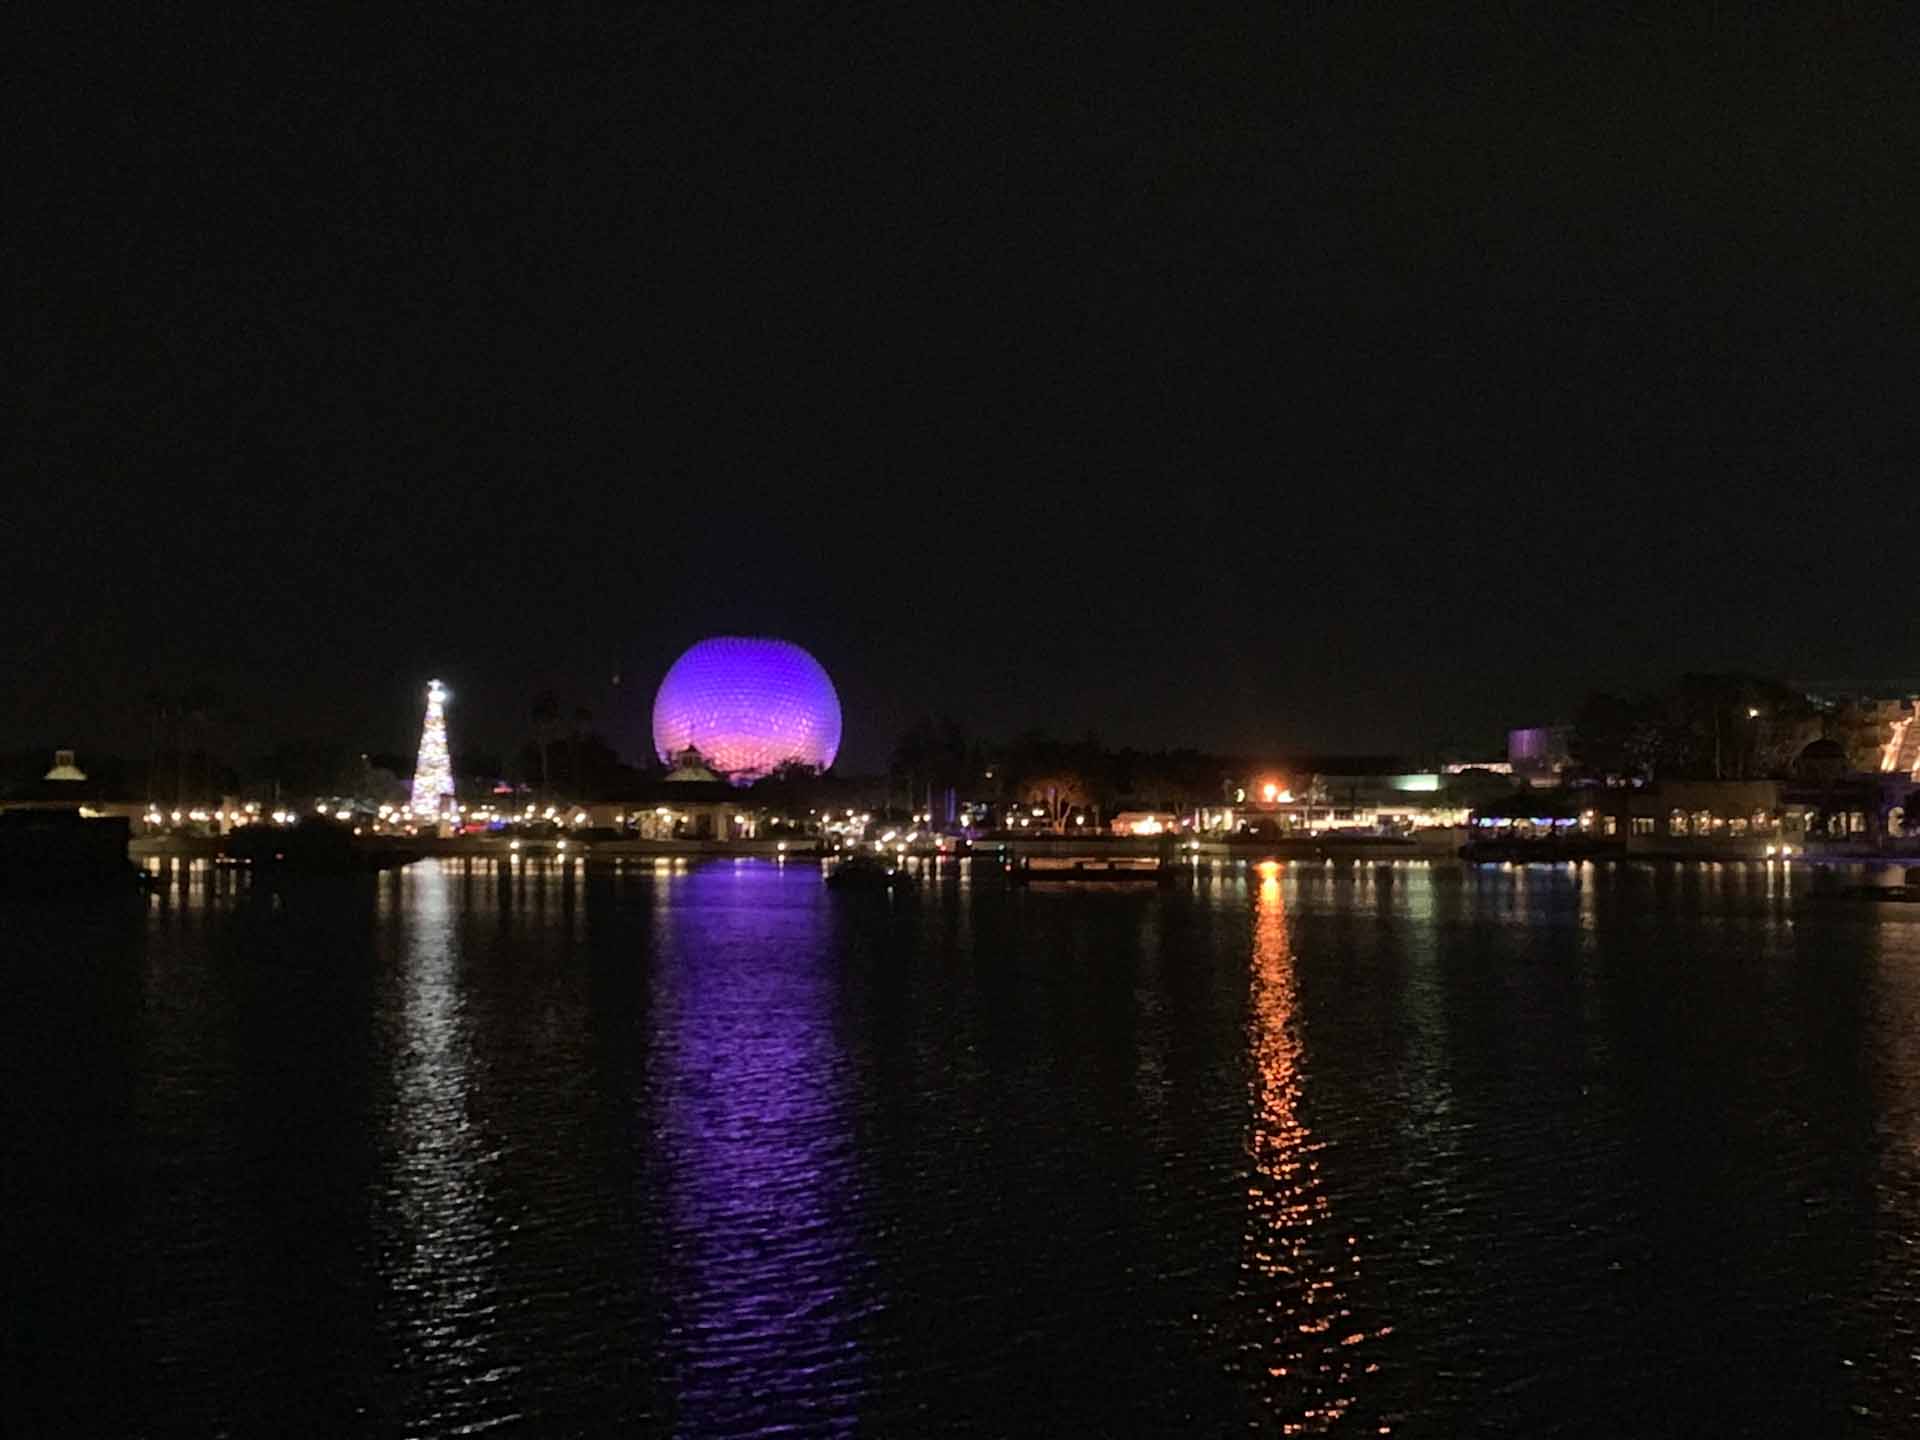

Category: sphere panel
[651, 636, 842, 781]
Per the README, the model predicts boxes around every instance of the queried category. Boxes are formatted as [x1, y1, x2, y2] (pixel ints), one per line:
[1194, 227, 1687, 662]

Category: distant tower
[410, 679, 455, 816]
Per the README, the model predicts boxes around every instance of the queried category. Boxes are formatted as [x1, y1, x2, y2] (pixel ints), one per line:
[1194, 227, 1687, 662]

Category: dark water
[5, 857, 1920, 1436]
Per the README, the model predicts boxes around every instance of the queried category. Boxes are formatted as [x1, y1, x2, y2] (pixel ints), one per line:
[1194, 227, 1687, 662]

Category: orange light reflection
[1242, 862, 1375, 1431]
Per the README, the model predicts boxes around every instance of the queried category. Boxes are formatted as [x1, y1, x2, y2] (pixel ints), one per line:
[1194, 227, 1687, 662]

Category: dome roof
[43, 749, 86, 782]
[661, 747, 721, 783]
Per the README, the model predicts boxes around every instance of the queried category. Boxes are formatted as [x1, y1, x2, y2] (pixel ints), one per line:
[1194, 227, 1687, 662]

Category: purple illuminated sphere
[651, 636, 842, 782]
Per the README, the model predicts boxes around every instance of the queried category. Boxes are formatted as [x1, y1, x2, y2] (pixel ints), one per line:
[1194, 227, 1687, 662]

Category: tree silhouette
[144, 687, 176, 804]
[530, 690, 560, 800]
[891, 715, 971, 814]
[571, 706, 591, 801]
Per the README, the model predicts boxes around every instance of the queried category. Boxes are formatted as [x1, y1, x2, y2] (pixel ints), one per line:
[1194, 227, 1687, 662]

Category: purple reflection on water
[650, 861, 870, 1434]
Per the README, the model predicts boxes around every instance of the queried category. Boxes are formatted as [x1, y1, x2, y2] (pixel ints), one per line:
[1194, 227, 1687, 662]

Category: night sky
[10, 8, 1917, 771]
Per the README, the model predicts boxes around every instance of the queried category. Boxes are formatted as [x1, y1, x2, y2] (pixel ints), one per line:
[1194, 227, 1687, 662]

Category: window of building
[1851, 811, 1867, 835]
[1728, 817, 1748, 836]
[1669, 809, 1689, 836]
[1602, 815, 1618, 836]
[1632, 816, 1655, 836]
[1693, 810, 1713, 836]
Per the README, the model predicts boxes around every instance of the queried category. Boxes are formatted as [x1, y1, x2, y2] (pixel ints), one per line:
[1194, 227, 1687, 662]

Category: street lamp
[1740, 706, 1762, 780]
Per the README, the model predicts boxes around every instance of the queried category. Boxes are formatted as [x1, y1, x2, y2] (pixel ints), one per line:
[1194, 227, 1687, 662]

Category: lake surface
[5, 857, 1920, 1436]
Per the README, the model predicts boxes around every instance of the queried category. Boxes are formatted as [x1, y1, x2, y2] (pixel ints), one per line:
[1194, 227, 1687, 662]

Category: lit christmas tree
[410, 679, 455, 817]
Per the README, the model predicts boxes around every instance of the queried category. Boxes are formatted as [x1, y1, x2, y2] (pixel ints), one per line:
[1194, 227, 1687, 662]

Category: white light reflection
[1239, 861, 1387, 1432]
[379, 860, 512, 1418]
[1864, 914, 1920, 1397]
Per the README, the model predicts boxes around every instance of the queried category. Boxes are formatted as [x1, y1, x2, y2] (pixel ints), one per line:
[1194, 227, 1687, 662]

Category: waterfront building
[1468, 783, 1787, 856]
[1507, 724, 1572, 784]
[1467, 743, 1919, 856]
[1223, 762, 1504, 836]
[1110, 810, 1180, 836]
[1624, 780, 1795, 855]
[622, 748, 759, 841]
[1879, 698, 1920, 777]
[0, 750, 151, 831]
[1463, 788, 1601, 843]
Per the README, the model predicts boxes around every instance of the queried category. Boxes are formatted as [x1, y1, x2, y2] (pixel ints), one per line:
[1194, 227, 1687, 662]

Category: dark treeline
[1570, 673, 1887, 782]
[19, 673, 1889, 809]
[0, 731, 656, 808]
[0, 715, 1380, 811]
[0, 747, 239, 804]
[888, 715, 1256, 817]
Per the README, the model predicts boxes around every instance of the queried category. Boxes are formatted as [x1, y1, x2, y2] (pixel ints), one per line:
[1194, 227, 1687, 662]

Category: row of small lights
[501, 839, 801, 856]
[144, 796, 1403, 839]
[145, 801, 878, 833]
[144, 801, 273, 827]
[141, 801, 1436, 840]
[149, 805, 1262, 835]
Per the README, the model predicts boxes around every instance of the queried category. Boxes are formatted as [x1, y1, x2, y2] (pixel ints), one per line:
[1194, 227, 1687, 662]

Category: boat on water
[825, 855, 913, 891]
[0, 810, 147, 896]
[1005, 856, 1175, 886]
[223, 817, 419, 874]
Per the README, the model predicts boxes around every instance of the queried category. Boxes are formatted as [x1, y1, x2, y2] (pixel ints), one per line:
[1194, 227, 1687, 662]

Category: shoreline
[127, 831, 1920, 871]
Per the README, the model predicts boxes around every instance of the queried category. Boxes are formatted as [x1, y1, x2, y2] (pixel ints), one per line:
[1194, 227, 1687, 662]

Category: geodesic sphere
[651, 636, 842, 781]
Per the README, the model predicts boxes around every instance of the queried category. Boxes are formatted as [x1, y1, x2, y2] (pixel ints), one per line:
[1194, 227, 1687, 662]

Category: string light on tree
[410, 678, 455, 816]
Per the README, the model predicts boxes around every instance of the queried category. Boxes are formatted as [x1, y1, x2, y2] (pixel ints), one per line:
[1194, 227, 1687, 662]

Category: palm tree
[571, 706, 592, 801]
[531, 690, 560, 801]
[144, 687, 176, 806]
[183, 684, 221, 801]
